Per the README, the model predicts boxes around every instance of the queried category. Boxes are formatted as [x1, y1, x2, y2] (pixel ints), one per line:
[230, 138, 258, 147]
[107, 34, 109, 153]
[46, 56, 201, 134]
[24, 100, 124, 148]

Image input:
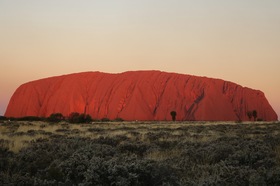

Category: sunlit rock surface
[5, 71, 278, 121]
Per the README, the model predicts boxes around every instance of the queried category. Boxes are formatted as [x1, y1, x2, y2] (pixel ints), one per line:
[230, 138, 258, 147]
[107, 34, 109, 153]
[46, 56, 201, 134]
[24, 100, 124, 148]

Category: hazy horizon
[1, 0, 279, 119]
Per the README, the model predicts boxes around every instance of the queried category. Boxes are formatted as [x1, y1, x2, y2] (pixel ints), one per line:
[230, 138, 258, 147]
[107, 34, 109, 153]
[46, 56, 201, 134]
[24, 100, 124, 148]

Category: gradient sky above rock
[0, 0, 279, 119]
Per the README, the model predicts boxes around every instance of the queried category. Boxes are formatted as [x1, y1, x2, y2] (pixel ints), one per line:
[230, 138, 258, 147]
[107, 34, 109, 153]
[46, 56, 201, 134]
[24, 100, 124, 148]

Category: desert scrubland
[1, 120, 280, 185]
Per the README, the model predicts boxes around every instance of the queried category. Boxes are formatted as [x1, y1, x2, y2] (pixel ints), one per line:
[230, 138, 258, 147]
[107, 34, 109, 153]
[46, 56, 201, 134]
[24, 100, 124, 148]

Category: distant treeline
[0, 113, 124, 123]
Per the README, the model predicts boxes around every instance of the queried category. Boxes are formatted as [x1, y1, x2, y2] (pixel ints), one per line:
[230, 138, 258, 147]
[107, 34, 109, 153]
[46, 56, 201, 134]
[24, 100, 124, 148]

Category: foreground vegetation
[1, 120, 280, 185]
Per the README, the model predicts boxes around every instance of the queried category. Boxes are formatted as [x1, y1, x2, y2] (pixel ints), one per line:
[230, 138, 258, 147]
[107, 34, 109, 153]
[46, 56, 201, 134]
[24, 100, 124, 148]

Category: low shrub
[68, 113, 92, 123]
[16, 116, 45, 121]
[0, 116, 7, 120]
[114, 117, 124, 122]
[101, 118, 110, 122]
[47, 113, 64, 122]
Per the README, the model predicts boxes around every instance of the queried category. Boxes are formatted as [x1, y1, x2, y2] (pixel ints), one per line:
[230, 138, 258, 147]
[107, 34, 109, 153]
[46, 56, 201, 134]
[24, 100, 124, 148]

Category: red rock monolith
[5, 71, 278, 121]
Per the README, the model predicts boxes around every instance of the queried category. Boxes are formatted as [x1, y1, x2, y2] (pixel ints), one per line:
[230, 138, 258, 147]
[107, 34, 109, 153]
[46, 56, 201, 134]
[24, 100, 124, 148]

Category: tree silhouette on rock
[170, 111, 177, 121]
[247, 111, 253, 121]
[68, 112, 92, 123]
[252, 110, 258, 121]
[48, 113, 64, 122]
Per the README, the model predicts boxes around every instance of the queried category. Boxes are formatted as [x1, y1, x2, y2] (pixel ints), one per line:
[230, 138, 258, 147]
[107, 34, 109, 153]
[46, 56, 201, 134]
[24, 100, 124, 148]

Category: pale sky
[0, 0, 279, 119]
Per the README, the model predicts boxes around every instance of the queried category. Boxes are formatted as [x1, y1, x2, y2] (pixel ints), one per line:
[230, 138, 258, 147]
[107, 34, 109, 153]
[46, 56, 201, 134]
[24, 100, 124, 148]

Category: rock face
[5, 71, 278, 121]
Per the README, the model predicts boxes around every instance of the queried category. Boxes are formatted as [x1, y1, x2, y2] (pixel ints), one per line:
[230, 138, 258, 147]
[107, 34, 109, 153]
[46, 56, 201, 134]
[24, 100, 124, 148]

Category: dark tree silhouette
[68, 112, 80, 123]
[0, 116, 7, 120]
[170, 111, 177, 121]
[252, 110, 258, 121]
[68, 112, 92, 123]
[247, 111, 253, 121]
[48, 113, 64, 122]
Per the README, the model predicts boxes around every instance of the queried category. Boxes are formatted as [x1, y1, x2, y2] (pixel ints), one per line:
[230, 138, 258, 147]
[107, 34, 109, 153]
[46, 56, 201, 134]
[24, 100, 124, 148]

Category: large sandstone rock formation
[5, 71, 278, 121]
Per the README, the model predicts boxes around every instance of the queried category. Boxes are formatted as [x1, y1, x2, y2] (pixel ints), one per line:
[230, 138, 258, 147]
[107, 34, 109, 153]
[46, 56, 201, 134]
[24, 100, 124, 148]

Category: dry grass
[0, 134, 47, 153]
[1, 120, 280, 185]
[0, 120, 279, 153]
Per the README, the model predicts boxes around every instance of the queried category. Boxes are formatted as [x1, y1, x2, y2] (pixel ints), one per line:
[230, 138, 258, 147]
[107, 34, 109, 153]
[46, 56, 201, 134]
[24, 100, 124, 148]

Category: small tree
[247, 111, 253, 121]
[78, 113, 93, 123]
[78, 113, 86, 123]
[68, 112, 92, 123]
[84, 114, 93, 123]
[68, 112, 80, 123]
[48, 113, 64, 122]
[170, 111, 177, 121]
[252, 110, 258, 121]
